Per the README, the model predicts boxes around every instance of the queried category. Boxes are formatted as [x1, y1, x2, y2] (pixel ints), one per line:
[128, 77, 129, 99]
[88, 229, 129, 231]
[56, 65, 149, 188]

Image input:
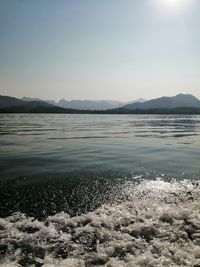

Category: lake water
[1, 114, 200, 266]
[1, 114, 200, 181]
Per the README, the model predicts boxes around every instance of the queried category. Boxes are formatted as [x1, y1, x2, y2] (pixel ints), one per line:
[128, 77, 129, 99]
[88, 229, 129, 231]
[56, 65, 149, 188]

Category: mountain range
[123, 94, 200, 110]
[0, 95, 67, 113]
[22, 97, 146, 110]
[0, 94, 200, 114]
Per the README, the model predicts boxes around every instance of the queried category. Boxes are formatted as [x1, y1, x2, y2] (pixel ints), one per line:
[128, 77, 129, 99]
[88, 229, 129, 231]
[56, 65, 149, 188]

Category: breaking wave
[1, 178, 200, 267]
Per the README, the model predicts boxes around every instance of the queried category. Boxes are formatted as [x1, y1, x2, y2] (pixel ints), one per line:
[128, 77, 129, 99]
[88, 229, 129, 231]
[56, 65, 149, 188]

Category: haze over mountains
[0, 94, 200, 114]
[22, 97, 146, 110]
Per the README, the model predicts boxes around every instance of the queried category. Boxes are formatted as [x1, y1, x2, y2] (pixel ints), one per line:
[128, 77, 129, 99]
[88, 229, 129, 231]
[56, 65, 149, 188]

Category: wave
[1, 178, 200, 266]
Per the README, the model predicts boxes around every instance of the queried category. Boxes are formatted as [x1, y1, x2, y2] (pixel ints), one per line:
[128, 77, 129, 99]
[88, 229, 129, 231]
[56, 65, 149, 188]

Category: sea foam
[1, 178, 200, 266]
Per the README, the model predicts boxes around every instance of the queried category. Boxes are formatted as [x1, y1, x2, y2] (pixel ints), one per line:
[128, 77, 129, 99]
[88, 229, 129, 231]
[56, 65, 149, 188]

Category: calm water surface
[0, 114, 200, 217]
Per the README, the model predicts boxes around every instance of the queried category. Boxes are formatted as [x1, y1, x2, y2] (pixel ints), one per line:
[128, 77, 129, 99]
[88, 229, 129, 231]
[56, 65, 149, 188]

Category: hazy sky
[0, 0, 200, 101]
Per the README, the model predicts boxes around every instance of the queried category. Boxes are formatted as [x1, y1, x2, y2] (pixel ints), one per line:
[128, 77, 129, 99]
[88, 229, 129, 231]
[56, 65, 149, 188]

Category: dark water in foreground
[1, 114, 200, 266]
[0, 114, 200, 218]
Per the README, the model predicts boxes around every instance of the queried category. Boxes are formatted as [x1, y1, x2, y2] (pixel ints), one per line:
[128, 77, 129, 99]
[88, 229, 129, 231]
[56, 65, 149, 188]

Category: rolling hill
[0, 95, 67, 113]
[123, 94, 200, 110]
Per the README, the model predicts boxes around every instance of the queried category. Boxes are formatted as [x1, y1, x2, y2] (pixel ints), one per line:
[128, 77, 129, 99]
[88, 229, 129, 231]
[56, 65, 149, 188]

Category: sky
[0, 0, 200, 101]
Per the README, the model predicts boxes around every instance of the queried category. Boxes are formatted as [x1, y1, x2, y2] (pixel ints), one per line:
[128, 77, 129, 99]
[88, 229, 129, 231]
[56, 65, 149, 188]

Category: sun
[163, 0, 180, 5]
[162, 0, 185, 7]
[153, 0, 194, 15]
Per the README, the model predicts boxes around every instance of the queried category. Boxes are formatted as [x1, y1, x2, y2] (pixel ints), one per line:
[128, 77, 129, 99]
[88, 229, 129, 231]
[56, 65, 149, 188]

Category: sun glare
[153, 0, 194, 15]
[162, 0, 183, 6]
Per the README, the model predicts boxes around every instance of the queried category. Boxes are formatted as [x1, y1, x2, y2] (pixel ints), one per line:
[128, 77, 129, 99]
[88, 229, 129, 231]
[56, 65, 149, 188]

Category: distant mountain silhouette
[0, 95, 25, 108]
[123, 94, 200, 110]
[22, 97, 146, 110]
[1, 94, 200, 114]
[22, 97, 57, 106]
[57, 99, 121, 110]
[0, 95, 67, 113]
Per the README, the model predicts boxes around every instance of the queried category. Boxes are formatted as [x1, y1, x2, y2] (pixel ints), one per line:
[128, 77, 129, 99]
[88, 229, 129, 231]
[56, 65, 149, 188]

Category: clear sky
[0, 0, 199, 101]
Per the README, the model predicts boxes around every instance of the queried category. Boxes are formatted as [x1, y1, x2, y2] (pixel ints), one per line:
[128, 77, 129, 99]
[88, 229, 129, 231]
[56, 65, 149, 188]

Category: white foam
[1, 179, 200, 266]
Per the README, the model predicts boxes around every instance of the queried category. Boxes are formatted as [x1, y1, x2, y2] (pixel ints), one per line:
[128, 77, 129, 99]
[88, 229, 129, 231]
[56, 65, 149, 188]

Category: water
[1, 114, 200, 182]
[0, 114, 200, 266]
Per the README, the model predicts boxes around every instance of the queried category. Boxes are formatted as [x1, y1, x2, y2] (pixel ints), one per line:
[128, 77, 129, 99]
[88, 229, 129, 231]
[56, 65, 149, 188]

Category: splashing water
[1, 178, 200, 267]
